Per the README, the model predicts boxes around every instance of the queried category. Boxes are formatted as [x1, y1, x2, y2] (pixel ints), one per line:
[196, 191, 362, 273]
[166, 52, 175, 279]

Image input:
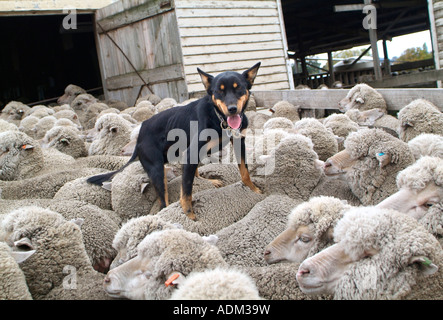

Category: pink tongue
[227, 115, 241, 129]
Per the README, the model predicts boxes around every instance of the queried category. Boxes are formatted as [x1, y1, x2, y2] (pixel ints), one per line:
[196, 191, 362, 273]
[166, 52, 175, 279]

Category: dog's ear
[242, 62, 261, 89]
[197, 68, 214, 93]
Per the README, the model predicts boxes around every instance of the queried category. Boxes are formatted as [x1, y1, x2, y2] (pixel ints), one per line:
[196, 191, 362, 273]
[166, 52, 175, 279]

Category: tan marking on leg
[238, 158, 261, 194]
[180, 187, 196, 220]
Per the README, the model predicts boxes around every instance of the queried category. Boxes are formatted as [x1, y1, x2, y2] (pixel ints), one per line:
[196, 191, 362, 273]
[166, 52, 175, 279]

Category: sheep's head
[0, 206, 87, 299]
[104, 229, 226, 300]
[377, 156, 443, 221]
[1, 101, 30, 121]
[58, 84, 86, 105]
[338, 84, 386, 113]
[296, 207, 441, 299]
[398, 99, 443, 142]
[264, 196, 350, 264]
[0, 131, 44, 180]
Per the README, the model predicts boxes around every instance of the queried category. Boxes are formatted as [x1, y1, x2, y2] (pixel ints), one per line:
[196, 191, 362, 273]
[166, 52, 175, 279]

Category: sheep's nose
[103, 275, 111, 284]
[227, 105, 237, 114]
[296, 266, 311, 278]
[264, 250, 271, 257]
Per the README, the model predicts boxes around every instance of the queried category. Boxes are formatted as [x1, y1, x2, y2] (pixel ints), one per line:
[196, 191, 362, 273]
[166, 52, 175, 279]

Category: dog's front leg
[232, 136, 262, 194]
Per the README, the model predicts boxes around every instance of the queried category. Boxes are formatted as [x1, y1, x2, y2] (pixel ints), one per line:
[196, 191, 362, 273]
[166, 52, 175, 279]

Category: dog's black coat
[87, 63, 261, 219]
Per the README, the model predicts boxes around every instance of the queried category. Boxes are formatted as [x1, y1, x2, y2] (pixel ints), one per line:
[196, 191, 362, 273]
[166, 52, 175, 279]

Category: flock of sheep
[0, 82, 442, 300]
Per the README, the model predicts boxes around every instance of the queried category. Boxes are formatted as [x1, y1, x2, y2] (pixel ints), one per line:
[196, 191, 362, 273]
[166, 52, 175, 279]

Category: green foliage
[396, 43, 432, 62]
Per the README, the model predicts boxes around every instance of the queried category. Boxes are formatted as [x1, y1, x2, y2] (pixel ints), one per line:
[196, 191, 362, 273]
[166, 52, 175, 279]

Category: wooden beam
[106, 64, 184, 90]
[251, 88, 443, 111]
[368, 69, 443, 88]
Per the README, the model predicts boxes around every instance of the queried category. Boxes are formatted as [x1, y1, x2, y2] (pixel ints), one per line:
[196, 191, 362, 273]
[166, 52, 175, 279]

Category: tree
[396, 43, 432, 62]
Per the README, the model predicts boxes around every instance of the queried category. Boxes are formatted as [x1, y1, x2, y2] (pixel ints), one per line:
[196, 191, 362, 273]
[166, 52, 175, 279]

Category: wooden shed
[95, 0, 294, 106]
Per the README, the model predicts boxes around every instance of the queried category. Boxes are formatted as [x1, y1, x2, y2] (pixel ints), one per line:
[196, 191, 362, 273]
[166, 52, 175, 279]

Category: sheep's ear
[202, 234, 219, 246]
[110, 126, 118, 133]
[375, 152, 391, 168]
[242, 62, 261, 89]
[11, 249, 36, 263]
[21, 144, 34, 150]
[102, 181, 112, 191]
[409, 256, 439, 276]
[70, 218, 84, 228]
[141, 181, 150, 194]
[197, 68, 213, 93]
[355, 95, 365, 104]
[60, 138, 70, 145]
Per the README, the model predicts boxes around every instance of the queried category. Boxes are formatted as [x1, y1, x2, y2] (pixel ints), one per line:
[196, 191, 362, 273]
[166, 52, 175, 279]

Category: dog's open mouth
[227, 114, 242, 129]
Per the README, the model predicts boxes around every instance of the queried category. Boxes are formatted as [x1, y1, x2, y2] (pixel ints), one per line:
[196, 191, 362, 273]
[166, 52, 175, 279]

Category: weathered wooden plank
[252, 89, 443, 111]
[368, 69, 443, 88]
[96, 0, 173, 33]
[175, 0, 277, 9]
[179, 24, 281, 37]
[186, 68, 289, 85]
[175, 7, 277, 18]
[105, 63, 185, 90]
[182, 49, 285, 66]
[181, 40, 284, 56]
[180, 32, 283, 46]
[177, 16, 279, 27]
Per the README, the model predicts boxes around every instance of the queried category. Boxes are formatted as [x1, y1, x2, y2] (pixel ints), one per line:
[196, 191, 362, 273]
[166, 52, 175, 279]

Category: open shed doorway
[0, 14, 103, 110]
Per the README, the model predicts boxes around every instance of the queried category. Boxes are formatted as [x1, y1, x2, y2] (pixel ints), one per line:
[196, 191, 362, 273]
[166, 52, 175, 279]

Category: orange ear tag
[165, 273, 180, 287]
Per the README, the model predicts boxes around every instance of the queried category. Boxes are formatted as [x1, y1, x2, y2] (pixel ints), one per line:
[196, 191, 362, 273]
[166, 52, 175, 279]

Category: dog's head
[197, 62, 261, 129]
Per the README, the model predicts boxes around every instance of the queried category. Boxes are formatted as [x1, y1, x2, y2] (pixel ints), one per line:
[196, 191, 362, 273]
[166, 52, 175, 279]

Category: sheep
[0, 206, 111, 300]
[169, 267, 262, 300]
[33, 115, 57, 139]
[110, 215, 181, 269]
[261, 134, 324, 199]
[104, 99, 128, 112]
[322, 113, 358, 151]
[135, 93, 162, 106]
[244, 110, 271, 130]
[293, 118, 338, 161]
[296, 206, 443, 300]
[397, 99, 443, 142]
[245, 93, 257, 112]
[88, 113, 133, 156]
[0, 199, 120, 272]
[53, 109, 82, 128]
[269, 100, 300, 122]
[0, 131, 45, 180]
[103, 228, 228, 300]
[24, 106, 55, 119]
[152, 179, 266, 235]
[345, 108, 399, 133]
[0, 241, 34, 300]
[264, 196, 352, 265]
[323, 128, 415, 205]
[0, 101, 31, 124]
[53, 176, 113, 210]
[155, 97, 177, 113]
[73, 154, 130, 171]
[262, 117, 294, 132]
[0, 118, 19, 133]
[407, 133, 443, 160]
[132, 101, 156, 122]
[243, 263, 330, 300]
[57, 84, 87, 105]
[377, 156, 443, 244]
[83, 102, 110, 130]
[214, 194, 300, 267]
[338, 83, 387, 113]
[70, 93, 99, 127]
[18, 115, 39, 137]
[41, 126, 88, 158]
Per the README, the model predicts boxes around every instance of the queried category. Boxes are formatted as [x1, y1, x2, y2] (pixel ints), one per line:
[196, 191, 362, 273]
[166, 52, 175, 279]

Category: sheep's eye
[298, 235, 311, 243]
[424, 203, 434, 208]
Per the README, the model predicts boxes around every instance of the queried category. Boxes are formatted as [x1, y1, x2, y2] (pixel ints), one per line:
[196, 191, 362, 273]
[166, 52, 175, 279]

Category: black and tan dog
[87, 63, 262, 220]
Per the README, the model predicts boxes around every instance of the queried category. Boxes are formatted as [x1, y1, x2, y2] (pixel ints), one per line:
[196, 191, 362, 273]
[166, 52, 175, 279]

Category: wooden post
[328, 51, 335, 86]
[382, 38, 391, 76]
[364, 0, 382, 81]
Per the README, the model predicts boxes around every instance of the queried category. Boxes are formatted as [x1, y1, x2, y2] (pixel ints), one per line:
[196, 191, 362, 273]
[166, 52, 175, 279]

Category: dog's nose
[227, 105, 237, 114]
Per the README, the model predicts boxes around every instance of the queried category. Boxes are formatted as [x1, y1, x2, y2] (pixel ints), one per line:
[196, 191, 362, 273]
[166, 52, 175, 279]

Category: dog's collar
[213, 107, 243, 138]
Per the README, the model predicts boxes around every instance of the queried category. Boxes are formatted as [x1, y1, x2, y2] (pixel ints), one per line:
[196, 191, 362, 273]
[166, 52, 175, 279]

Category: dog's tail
[86, 149, 138, 186]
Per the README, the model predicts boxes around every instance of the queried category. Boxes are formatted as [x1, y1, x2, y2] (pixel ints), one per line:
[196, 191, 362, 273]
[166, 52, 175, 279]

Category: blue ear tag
[377, 152, 385, 156]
